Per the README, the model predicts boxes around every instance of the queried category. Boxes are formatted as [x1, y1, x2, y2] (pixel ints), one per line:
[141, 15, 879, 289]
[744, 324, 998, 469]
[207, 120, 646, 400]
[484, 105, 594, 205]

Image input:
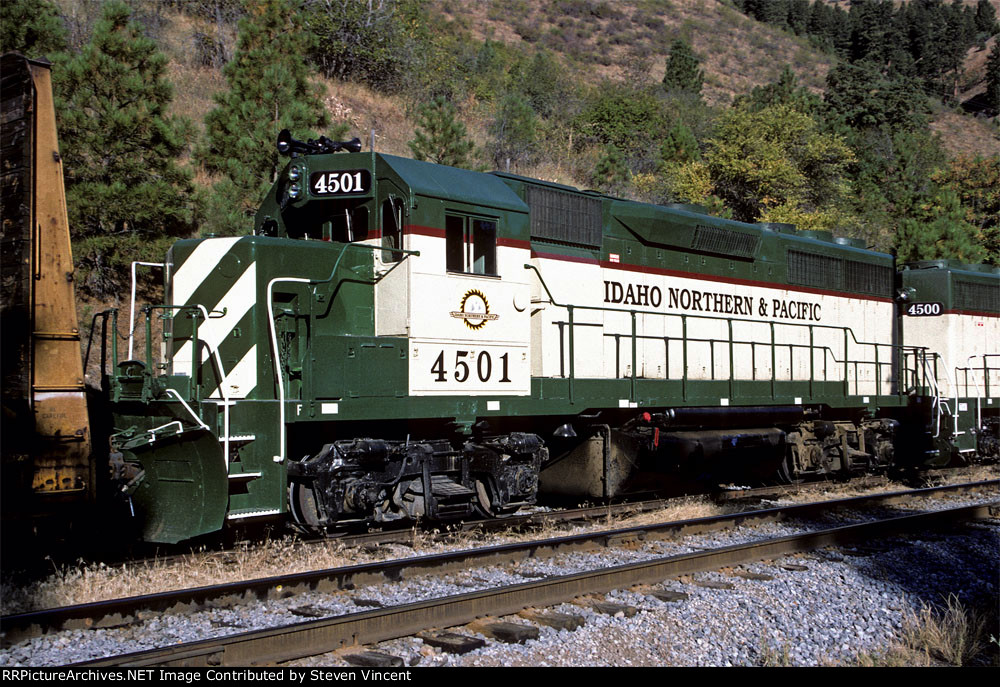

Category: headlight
[288, 165, 301, 181]
[288, 183, 301, 199]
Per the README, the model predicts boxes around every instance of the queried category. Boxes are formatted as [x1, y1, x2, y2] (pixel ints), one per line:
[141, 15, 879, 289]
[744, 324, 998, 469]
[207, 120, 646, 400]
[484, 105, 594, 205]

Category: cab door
[374, 180, 409, 336]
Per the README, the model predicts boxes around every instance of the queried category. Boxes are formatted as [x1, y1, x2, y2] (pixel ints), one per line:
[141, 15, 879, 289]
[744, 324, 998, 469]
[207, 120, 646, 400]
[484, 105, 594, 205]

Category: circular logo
[451, 289, 499, 330]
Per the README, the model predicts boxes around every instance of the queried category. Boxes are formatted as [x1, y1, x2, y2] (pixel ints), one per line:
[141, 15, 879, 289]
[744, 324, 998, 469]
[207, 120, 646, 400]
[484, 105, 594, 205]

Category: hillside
[150, 0, 998, 178]
[7, 0, 996, 278]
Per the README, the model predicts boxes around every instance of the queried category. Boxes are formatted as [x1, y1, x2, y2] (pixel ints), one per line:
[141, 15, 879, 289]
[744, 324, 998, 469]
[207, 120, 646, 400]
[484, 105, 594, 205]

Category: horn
[276, 129, 316, 157]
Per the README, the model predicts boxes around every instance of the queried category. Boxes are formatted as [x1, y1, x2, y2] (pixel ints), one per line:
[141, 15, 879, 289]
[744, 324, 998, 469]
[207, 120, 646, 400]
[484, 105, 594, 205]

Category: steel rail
[3, 480, 996, 646]
[72, 500, 998, 667]
[4, 479, 995, 643]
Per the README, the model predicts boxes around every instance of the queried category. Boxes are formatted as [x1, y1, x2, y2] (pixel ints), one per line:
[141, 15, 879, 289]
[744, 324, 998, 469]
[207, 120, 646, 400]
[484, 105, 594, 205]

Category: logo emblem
[450, 289, 499, 330]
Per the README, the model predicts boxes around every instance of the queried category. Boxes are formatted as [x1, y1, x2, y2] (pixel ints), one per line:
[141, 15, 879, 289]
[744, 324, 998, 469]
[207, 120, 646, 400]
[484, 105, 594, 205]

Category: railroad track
[71, 467, 970, 569]
[3, 479, 995, 664]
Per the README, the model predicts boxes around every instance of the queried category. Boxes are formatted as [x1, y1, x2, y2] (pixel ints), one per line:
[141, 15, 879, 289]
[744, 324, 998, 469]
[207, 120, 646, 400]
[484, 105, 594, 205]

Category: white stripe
[174, 261, 257, 376]
[171, 237, 242, 307]
[208, 344, 258, 399]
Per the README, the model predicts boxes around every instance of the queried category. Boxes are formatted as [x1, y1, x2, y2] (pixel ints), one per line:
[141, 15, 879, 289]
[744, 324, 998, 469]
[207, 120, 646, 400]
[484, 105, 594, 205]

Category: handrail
[267, 242, 420, 464]
[526, 262, 928, 404]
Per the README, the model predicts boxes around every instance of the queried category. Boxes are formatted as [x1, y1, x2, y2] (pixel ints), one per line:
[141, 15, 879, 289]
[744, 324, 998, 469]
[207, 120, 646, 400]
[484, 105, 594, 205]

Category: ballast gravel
[1, 492, 996, 667]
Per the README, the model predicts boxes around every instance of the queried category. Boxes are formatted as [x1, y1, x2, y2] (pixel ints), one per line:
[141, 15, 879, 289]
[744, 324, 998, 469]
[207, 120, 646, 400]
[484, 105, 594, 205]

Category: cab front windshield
[283, 199, 370, 242]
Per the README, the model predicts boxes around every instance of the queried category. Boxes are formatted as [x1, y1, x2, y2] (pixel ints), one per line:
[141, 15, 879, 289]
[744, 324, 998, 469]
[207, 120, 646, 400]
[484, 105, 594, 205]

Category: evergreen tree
[933, 155, 1000, 263]
[662, 39, 704, 96]
[735, 65, 823, 115]
[511, 49, 571, 119]
[200, 0, 327, 234]
[660, 122, 700, 167]
[408, 96, 477, 168]
[986, 41, 1000, 116]
[470, 39, 507, 102]
[824, 62, 929, 135]
[975, 0, 999, 37]
[591, 145, 629, 195]
[54, 1, 197, 296]
[787, 0, 810, 36]
[0, 0, 66, 57]
[489, 93, 538, 171]
[895, 187, 985, 263]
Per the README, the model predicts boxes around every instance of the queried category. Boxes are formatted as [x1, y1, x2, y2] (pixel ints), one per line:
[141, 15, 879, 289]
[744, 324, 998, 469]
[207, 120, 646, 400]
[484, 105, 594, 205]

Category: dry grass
[0, 536, 357, 615]
[453, 0, 832, 107]
[319, 79, 416, 158]
[775, 465, 999, 506]
[758, 641, 793, 666]
[852, 595, 999, 667]
[0, 497, 731, 614]
[929, 109, 1000, 159]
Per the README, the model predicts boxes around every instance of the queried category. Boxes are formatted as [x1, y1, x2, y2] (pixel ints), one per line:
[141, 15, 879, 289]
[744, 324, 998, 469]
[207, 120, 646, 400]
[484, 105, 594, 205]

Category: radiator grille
[692, 225, 759, 258]
[955, 281, 1000, 313]
[845, 260, 893, 297]
[788, 250, 843, 290]
[525, 185, 602, 247]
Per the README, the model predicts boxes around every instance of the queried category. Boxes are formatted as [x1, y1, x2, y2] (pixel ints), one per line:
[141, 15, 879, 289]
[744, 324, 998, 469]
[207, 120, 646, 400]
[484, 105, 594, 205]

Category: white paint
[526, 253, 896, 395]
[173, 262, 257, 377]
[794, 397, 802, 405]
[720, 398, 729, 406]
[487, 400, 500, 411]
[171, 237, 242, 307]
[321, 402, 340, 414]
[227, 509, 281, 520]
[863, 396, 870, 403]
[618, 399, 630, 408]
[208, 345, 257, 400]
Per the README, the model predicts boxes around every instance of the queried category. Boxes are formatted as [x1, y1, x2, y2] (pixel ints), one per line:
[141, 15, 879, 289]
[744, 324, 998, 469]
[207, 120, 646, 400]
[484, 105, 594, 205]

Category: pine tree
[662, 39, 704, 96]
[0, 0, 66, 57]
[489, 93, 537, 171]
[895, 187, 985, 263]
[200, 0, 328, 234]
[54, 1, 197, 296]
[660, 122, 700, 167]
[592, 145, 629, 195]
[736, 65, 822, 115]
[986, 41, 1000, 116]
[975, 0, 999, 37]
[408, 97, 477, 168]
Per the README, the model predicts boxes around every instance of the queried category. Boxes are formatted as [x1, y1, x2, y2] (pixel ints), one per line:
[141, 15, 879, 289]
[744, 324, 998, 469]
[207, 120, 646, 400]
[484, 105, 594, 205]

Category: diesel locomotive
[88, 130, 997, 543]
[4, 58, 995, 546]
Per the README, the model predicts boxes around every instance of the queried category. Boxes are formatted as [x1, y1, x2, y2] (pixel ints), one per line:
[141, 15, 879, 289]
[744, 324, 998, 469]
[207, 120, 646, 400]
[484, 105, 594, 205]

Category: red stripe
[591, 258, 894, 303]
[405, 224, 531, 249]
[406, 224, 444, 239]
[405, 227, 896, 304]
[531, 249, 599, 265]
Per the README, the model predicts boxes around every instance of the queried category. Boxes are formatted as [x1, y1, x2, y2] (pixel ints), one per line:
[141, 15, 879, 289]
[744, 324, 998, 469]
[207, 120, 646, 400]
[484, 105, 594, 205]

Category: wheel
[289, 481, 323, 527]
[473, 478, 518, 519]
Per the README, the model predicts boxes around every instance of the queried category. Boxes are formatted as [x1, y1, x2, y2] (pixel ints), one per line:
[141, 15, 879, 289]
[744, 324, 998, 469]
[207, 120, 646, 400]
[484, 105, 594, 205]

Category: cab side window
[446, 213, 497, 276]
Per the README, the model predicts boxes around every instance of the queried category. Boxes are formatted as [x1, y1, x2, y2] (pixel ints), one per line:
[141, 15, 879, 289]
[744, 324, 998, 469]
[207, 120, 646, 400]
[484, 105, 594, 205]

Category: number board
[309, 169, 372, 196]
[410, 342, 530, 396]
[905, 302, 943, 317]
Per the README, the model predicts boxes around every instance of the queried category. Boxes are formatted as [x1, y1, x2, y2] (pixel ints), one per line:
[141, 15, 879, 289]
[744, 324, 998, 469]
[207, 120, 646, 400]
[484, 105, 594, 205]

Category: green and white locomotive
[104, 132, 999, 543]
